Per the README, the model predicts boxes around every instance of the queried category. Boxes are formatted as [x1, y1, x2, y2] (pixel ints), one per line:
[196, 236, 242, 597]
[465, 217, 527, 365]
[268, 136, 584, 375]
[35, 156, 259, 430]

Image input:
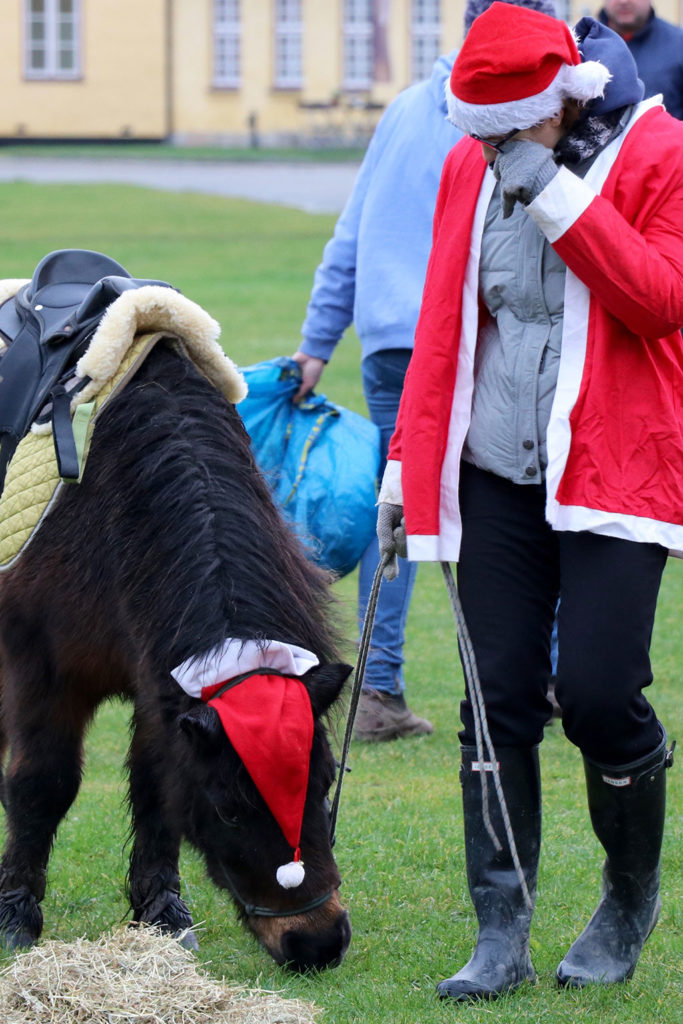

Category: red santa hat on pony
[446, 2, 612, 137]
[172, 639, 319, 889]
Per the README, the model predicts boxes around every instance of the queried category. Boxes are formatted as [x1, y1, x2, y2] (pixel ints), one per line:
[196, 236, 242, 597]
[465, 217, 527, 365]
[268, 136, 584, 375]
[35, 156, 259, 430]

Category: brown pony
[0, 339, 352, 970]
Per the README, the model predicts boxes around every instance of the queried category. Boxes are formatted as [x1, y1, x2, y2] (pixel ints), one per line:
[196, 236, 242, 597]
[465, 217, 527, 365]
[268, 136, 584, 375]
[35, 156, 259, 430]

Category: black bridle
[217, 859, 336, 919]
[208, 669, 340, 919]
[205, 573, 385, 921]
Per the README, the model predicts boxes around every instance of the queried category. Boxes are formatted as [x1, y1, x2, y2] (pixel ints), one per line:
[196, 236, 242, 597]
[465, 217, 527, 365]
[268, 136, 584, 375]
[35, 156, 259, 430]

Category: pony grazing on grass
[0, 262, 352, 971]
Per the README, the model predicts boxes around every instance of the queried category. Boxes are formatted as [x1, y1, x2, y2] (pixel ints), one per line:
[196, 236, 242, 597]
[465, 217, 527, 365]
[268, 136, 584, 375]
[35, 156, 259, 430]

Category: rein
[329, 555, 531, 911]
[329, 556, 387, 846]
[212, 555, 529, 918]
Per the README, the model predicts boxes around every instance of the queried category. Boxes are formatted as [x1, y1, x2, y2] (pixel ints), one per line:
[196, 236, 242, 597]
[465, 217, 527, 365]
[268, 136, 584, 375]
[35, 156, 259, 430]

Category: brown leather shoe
[353, 688, 434, 742]
[548, 676, 562, 719]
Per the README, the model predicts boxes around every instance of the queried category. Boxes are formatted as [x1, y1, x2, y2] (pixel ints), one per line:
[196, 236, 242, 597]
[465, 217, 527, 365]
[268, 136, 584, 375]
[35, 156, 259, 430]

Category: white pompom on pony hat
[447, 2, 612, 137]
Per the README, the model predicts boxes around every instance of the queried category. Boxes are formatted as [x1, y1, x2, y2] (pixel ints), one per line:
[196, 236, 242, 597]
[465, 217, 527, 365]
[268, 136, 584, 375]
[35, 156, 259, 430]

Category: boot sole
[438, 972, 537, 1002]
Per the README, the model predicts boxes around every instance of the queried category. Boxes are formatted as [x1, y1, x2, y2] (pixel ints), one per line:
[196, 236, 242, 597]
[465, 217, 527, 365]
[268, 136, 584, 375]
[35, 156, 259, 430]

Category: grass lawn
[0, 142, 364, 162]
[0, 184, 681, 1023]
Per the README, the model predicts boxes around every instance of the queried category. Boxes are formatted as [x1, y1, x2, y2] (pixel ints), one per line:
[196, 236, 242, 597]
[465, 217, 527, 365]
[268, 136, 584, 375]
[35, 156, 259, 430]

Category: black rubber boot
[437, 746, 541, 1002]
[557, 732, 674, 987]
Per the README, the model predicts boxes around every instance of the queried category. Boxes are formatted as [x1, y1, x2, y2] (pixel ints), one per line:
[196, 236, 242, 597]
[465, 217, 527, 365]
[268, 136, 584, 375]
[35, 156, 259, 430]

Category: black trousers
[456, 462, 667, 764]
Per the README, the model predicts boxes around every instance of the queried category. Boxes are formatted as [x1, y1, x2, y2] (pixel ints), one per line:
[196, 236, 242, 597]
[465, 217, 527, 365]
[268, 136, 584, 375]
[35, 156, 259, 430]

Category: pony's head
[176, 660, 352, 970]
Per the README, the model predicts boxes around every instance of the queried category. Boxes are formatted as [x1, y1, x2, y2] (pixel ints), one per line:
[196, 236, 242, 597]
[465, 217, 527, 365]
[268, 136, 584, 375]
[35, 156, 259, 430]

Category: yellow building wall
[0, 0, 167, 139]
[0, 0, 680, 143]
[172, 0, 466, 145]
[171, 0, 683, 145]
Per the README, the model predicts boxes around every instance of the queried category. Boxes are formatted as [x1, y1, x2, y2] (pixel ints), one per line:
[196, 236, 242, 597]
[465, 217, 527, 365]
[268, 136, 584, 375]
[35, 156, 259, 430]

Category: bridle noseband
[218, 859, 336, 919]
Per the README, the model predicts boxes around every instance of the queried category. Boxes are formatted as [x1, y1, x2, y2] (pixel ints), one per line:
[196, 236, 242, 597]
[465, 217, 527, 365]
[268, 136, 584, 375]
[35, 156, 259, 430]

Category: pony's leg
[0, 724, 84, 949]
[127, 714, 198, 949]
[0, 709, 7, 811]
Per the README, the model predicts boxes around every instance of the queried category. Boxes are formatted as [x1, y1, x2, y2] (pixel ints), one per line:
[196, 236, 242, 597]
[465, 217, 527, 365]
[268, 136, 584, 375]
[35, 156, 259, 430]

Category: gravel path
[0, 156, 360, 214]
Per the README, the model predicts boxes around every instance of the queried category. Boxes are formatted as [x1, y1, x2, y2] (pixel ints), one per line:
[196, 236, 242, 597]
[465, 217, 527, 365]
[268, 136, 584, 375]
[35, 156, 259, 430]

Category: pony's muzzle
[249, 892, 351, 971]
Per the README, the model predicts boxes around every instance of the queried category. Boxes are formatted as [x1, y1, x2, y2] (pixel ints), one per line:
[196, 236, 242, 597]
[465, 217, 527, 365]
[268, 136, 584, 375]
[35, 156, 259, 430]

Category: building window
[274, 0, 303, 88]
[343, 0, 373, 90]
[411, 0, 441, 83]
[213, 0, 241, 87]
[25, 0, 80, 80]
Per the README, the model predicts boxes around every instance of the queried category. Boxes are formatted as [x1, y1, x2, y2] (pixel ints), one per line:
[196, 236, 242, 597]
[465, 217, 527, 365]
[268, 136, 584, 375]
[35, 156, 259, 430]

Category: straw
[0, 925, 320, 1024]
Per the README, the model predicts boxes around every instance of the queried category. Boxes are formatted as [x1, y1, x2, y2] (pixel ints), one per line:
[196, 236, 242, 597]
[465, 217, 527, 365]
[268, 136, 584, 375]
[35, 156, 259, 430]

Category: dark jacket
[599, 8, 683, 119]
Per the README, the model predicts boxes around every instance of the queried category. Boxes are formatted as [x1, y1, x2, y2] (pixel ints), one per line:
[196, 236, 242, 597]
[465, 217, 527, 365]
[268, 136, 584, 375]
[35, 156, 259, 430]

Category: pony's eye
[214, 806, 239, 827]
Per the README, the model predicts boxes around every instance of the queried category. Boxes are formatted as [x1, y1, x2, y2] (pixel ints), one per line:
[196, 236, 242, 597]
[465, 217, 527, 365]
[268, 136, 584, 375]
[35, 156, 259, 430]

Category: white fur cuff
[378, 459, 403, 505]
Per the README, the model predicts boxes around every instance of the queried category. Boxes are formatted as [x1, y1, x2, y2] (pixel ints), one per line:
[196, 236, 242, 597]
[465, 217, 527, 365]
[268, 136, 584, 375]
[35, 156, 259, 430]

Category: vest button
[522, 439, 534, 450]
[525, 465, 538, 477]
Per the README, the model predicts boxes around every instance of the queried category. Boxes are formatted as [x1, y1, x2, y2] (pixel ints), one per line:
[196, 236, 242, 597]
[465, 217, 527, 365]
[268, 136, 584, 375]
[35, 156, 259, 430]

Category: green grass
[0, 184, 681, 1023]
[0, 142, 364, 162]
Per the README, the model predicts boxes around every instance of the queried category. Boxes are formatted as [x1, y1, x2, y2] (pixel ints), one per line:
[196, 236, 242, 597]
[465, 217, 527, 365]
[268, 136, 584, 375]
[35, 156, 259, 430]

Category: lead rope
[441, 561, 532, 910]
[328, 555, 387, 847]
[328, 555, 531, 912]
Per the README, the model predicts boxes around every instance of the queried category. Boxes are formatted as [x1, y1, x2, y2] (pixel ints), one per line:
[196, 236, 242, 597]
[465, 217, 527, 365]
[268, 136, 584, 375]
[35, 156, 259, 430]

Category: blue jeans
[358, 349, 417, 695]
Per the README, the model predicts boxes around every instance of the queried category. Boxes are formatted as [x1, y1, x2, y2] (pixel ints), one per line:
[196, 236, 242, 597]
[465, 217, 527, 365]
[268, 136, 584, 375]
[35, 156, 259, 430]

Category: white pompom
[276, 860, 306, 889]
[565, 60, 612, 102]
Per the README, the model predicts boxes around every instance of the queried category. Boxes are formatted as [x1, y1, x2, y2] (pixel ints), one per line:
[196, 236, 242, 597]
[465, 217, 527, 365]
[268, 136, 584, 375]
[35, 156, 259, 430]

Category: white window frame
[274, 0, 303, 89]
[343, 0, 374, 91]
[24, 0, 80, 81]
[213, 0, 241, 88]
[411, 0, 441, 83]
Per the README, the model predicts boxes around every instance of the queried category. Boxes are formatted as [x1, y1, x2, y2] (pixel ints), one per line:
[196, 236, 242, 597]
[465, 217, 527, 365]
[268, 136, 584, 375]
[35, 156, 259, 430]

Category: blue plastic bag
[237, 357, 380, 577]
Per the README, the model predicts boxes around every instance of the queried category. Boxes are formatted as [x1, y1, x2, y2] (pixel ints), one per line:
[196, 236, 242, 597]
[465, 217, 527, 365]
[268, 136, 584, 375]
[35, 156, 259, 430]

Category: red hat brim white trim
[171, 638, 319, 698]
[446, 59, 611, 137]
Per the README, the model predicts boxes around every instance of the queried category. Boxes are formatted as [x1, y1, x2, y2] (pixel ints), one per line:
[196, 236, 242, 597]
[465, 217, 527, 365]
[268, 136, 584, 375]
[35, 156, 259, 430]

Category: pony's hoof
[0, 926, 38, 951]
[175, 927, 200, 951]
[0, 886, 43, 950]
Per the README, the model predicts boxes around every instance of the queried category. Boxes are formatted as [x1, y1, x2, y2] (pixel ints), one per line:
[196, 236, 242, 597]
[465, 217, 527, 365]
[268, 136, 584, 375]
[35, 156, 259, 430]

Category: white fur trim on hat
[446, 60, 611, 136]
[171, 637, 319, 698]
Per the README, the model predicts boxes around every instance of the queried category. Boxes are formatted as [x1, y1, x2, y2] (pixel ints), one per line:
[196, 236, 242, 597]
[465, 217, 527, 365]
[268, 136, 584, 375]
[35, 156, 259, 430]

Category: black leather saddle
[0, 249, 173, 490]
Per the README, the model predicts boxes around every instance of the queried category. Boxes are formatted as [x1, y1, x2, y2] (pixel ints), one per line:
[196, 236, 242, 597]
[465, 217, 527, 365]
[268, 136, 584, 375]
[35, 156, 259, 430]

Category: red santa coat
[386, 98, 683, 562]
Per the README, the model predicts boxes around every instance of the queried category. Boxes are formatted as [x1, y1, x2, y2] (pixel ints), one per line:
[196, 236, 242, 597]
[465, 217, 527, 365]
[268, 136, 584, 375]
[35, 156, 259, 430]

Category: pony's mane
[84, 342, 341, 671]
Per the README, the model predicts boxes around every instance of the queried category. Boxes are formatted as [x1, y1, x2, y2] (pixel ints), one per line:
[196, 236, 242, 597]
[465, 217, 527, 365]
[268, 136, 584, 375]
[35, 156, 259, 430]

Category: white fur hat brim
[446, 60, 612, 136]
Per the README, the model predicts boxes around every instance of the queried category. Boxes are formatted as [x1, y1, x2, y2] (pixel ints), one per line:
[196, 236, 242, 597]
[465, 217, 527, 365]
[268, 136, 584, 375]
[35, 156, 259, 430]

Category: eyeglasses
[469, 127, 521, 153]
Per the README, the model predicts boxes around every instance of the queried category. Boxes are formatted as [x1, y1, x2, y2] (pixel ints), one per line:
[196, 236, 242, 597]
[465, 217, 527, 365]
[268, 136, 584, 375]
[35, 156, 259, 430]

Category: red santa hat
[446, 2, 611, 137]
[203, 670, 315, 889]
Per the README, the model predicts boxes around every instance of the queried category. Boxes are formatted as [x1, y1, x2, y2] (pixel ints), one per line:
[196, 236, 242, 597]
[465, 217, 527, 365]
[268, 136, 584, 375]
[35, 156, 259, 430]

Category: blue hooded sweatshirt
[300, 52, 462, 362]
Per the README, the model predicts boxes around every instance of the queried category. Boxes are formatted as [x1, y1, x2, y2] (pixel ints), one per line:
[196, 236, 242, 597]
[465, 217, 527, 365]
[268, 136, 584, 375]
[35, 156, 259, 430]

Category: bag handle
[280, 400, 339, 507]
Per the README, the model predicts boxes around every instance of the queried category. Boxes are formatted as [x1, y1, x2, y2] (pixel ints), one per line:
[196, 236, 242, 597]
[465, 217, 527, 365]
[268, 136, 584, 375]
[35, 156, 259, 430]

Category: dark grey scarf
[555, 106, 633, 176]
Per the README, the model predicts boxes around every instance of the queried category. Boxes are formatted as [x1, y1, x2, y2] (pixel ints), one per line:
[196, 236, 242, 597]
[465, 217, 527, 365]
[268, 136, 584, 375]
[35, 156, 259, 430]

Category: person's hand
[492, 139, 558, 219]
[376, 502, 407, 581]
[291, 351, 326, 403]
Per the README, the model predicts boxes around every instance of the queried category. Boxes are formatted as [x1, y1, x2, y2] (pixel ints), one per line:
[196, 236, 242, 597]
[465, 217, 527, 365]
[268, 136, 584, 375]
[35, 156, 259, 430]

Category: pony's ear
[177, 702, 223, 752]
[303, 662, 353, 717]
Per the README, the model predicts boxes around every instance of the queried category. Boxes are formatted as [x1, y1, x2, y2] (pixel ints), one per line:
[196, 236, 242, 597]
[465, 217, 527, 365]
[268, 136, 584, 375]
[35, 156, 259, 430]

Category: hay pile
[0, 925, 320, 1024]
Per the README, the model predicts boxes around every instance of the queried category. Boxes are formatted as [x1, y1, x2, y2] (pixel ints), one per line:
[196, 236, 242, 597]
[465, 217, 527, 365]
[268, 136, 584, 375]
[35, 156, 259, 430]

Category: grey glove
[492, 139, 559, 219]
[376, 502, 407, 581]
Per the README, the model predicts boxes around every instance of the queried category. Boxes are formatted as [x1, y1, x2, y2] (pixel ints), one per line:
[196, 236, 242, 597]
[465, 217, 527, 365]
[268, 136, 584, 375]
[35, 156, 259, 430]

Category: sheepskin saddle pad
[0, 249, 246, 571]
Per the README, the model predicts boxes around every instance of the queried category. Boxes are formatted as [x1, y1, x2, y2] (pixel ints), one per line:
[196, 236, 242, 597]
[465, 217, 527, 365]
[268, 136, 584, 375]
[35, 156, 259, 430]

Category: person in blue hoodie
[293, 0, 556, 742]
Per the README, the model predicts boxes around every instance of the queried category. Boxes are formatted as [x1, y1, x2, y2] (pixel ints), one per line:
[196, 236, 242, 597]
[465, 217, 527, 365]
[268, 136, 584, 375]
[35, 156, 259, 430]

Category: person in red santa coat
[377, 3, 682, 1003]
